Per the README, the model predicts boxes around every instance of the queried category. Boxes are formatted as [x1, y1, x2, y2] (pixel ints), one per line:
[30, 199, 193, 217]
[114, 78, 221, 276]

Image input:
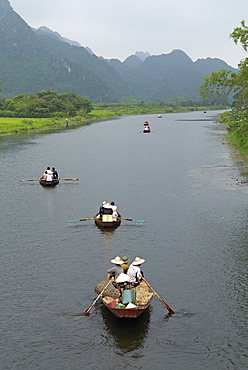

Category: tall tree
[199, 21, 248, 109]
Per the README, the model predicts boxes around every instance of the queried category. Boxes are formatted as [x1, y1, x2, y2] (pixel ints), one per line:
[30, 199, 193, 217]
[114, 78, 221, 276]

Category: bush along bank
[221, 108, 248, 156]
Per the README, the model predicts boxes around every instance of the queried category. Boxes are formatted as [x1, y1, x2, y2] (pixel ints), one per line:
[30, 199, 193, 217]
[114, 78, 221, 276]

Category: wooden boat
[95, 280, 153, 318]
[102, 298, 152, 318]
[39, 179, 59, 187]
[94, 214, 121, 230]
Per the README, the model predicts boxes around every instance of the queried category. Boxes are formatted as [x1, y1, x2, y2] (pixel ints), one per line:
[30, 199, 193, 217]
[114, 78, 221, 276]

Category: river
[0, 110, 247, 369]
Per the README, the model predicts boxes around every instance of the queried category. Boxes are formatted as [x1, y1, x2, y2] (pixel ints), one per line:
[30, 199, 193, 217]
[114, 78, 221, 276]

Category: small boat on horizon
[143, 126, 150, 133]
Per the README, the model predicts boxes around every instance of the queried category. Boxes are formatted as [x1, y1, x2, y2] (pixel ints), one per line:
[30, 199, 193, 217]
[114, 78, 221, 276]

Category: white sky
[10, 0, 248, 68]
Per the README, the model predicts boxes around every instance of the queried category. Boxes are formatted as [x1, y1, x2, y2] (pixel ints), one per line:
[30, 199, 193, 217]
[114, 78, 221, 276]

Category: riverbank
[0, 105, 225, 136]
[220, 110, 248, 158]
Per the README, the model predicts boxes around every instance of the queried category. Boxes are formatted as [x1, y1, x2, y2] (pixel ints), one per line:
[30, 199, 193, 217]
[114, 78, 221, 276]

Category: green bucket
[121, 289, 136, 304]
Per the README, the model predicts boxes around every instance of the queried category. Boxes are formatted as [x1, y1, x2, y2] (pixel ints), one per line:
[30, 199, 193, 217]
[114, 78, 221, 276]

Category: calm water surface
[1, 111, 247, 369]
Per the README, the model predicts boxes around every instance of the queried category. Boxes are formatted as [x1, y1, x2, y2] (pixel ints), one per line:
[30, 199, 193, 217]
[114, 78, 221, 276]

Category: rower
[102, 202, 113, 222]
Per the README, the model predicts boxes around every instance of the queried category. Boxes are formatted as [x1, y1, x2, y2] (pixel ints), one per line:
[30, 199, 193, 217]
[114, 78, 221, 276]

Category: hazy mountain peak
[135, 51, 150, 61]
[35, 26, 81, 47]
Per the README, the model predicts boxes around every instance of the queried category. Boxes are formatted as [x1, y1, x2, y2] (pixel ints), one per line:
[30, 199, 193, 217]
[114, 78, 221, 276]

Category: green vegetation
[199, 21, 248, 156]
[0, 98, 225, 135]
[0, 90, 93, 118]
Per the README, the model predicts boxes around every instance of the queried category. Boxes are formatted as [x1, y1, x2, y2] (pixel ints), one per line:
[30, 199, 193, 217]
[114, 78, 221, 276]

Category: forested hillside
[0, 0, 237, 103]
[0, 0, 132, 102]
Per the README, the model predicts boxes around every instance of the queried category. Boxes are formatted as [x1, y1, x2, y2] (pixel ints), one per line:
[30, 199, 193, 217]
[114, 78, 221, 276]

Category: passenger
[39, 171, 47, 180]
[102, 202, 113, 222]
[52, 167, 58, 179]
[121, 256, 130, 273]
[112, 209, 119, 221]
[99, 201, 107, 217]
[110, 201, 117, 212]
[46, 166, 53, 174]
[46, 172, 53, 181]
[107, 256, 124, 280]
[110, 201, 118, 221]
[127, 257, 145, 283]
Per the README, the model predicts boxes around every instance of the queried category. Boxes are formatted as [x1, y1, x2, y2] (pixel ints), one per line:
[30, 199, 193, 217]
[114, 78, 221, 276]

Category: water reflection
[99, 304, 151, 353]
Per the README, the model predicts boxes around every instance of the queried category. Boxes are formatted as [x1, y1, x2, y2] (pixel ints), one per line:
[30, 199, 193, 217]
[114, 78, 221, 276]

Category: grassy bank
[0, 104, 225, 136]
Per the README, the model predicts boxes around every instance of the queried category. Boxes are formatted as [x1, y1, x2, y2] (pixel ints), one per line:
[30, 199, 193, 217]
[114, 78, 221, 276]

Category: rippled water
[1, 111, 247, 369]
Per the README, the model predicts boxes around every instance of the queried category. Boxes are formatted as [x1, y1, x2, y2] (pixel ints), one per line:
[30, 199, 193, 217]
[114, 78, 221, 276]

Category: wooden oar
[118, 217, 145, 223]
[75, 280, 112, 318]
[20, 179, 39, 182]
[59, 178, 79, 181]
[20, 178, 79, 182]
[142, 277, 175, 314]
[67, 217, 95, 223]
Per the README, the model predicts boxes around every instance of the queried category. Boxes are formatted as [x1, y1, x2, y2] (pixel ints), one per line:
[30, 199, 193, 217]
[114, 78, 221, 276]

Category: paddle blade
[125, 218, 145, 223]
[67, 217, 95, 223]
[161, 299, 175, 314]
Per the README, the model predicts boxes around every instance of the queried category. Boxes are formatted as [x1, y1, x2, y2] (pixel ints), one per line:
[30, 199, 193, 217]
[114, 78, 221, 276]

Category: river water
[1, 111, 247, 369]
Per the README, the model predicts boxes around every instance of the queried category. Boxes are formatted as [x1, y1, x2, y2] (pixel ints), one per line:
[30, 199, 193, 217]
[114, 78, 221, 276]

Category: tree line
[0, 89, 93, 118]
[199, 21, 248, 123]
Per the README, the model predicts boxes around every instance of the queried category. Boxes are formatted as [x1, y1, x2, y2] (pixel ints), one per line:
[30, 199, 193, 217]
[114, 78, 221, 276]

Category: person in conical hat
[121, 256, 129, 273]
[127, 256, 145, 283]
[107, 256, 124, 280]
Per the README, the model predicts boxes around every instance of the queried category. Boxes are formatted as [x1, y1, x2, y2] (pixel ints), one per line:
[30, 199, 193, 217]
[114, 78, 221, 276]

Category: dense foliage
[199, 21, 248, 154]
[0, 90, 93, 118]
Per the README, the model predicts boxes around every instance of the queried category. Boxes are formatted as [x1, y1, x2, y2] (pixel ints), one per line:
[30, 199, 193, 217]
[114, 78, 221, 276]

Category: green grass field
[0, 117, 67, 135]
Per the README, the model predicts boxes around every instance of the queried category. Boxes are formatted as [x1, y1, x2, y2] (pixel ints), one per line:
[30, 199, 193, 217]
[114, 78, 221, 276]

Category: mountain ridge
[0, 0, 237, 103]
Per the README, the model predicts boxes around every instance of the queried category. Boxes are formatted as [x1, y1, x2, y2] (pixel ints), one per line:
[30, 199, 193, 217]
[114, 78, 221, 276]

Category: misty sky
[10, 0, 248, 68]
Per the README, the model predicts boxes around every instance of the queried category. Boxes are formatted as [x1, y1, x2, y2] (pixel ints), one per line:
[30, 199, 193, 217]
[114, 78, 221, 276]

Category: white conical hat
[110, 256, 124, 265]
[132, 256, 145, 265]
[115, 273, 131, 283]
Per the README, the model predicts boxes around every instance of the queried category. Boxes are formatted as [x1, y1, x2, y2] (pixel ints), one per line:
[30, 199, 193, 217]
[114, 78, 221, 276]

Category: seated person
[102, 203, 113, 222]
[121, 256, 129, 273]
[127, 257, 145, 283]
[107, 256, 124, 280]
[52, 167, 58, 179]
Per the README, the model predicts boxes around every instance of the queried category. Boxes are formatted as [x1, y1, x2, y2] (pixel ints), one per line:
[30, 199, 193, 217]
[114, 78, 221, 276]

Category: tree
[230, 20, 248, 51]
[199, 21, 248, 109]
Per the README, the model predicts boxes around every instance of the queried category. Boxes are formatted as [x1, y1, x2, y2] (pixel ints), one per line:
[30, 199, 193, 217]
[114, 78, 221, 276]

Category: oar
[59, 178, 79, 181]
[118, 217, 145, 223]
[67, 217, 95, 223]
[20, 179, 39, 182]
[142, 277, 175, 314]
[75, 280, 112, 318]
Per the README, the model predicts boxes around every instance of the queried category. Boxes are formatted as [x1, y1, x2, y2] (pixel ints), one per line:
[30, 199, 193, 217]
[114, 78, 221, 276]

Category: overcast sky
[10, 0, 248, 68]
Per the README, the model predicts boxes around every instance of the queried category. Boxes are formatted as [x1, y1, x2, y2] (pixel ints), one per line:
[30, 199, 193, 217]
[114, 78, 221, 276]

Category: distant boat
[143, 126, 150, 133]
[95, 217, 121, 230]
[94, 212, 121, 230]
[158, 114, 162, 118]
[39, 179, 59, 187]
[143, 121, 149, 126]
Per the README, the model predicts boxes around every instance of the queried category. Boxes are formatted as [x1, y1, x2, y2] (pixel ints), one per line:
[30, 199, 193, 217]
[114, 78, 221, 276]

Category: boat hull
[39, 179, 59, 187]
[102, 300, 151, 318]
[95, 218, 121, 229]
